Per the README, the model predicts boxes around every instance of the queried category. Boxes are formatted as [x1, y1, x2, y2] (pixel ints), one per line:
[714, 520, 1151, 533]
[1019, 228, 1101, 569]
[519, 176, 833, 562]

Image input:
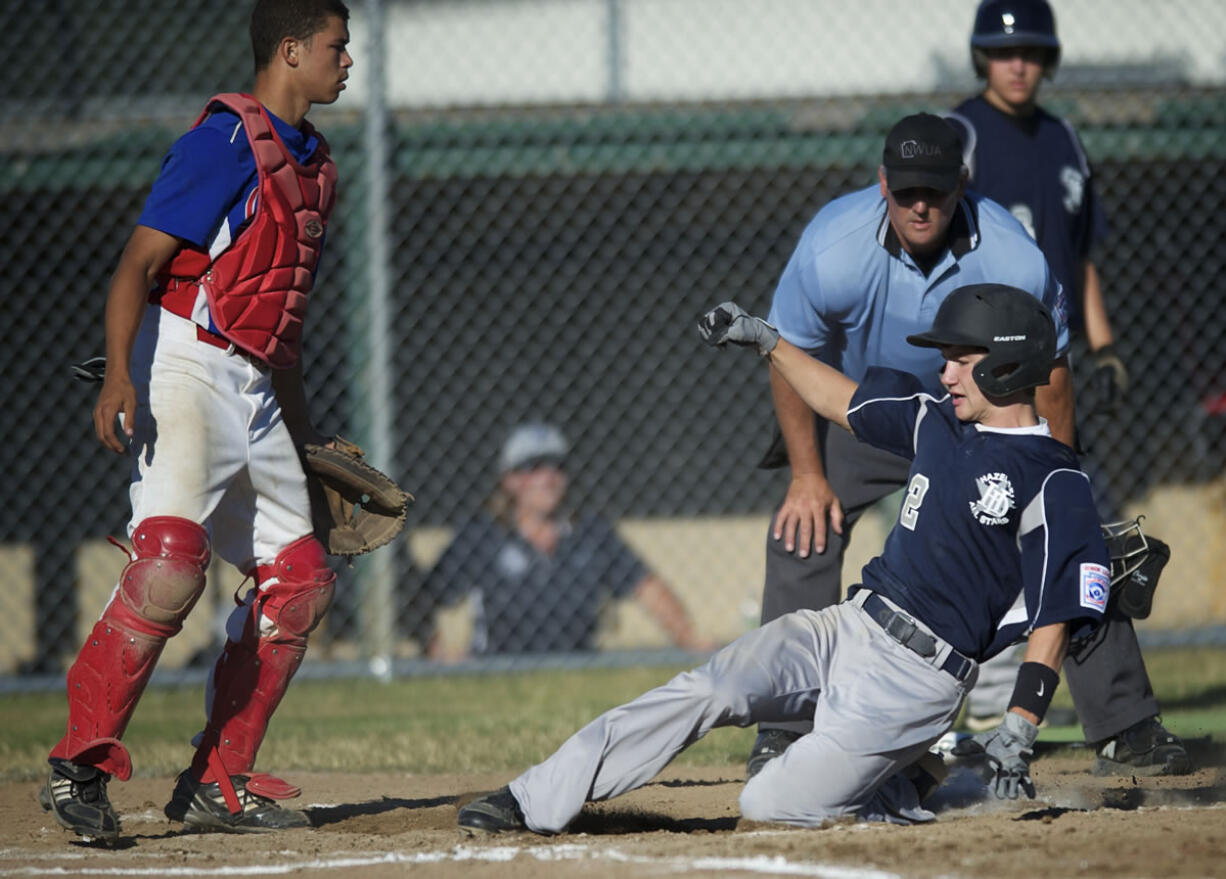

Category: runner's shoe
[458, 786, 527, 835]
[906, 749, 949, 803]
[746, 729, 802, 779]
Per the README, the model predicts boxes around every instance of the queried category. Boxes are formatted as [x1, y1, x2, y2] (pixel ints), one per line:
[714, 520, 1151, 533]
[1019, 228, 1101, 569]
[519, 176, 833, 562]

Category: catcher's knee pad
[254, 534, 336, 639]
[112, 516, 211, 637]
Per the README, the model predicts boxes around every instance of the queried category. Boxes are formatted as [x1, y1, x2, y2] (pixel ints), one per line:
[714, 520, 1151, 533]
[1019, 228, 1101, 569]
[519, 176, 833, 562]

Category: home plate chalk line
[0, 841, 902, 878]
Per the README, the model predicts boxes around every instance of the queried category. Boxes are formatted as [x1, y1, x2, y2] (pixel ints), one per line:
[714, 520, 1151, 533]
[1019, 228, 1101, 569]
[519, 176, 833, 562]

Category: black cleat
[745, 729, 802, 780]
[39, 758, 120, 842]
[1094, 716, 1192, 777]
[458, 786, 527, 835]
[905, 749, 949, 803]
[164, 770, 311, 833]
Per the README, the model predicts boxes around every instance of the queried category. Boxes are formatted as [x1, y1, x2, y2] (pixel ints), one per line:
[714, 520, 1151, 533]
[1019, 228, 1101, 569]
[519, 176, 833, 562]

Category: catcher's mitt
[302, 436, 413, 557]
[1101, 517, 1170, 619]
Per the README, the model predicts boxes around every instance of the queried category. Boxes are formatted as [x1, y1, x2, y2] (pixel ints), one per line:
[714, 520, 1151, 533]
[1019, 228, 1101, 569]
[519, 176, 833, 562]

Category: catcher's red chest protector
[158, 93, 337, 369]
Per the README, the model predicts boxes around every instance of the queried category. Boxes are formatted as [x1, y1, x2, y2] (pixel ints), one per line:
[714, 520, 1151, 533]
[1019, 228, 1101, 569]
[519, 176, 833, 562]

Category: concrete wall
[344, 0, 1225, 109]
[4, 476, 1220, 673]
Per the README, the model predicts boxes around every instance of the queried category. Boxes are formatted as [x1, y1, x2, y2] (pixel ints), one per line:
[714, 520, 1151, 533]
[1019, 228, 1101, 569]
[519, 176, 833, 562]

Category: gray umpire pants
[509, 598, 972, 833]
[760, 423, 1159, 744]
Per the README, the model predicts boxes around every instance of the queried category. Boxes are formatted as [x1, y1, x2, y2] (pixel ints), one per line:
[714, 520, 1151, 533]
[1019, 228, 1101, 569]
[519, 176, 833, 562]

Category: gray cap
[500, 422, 569, 472]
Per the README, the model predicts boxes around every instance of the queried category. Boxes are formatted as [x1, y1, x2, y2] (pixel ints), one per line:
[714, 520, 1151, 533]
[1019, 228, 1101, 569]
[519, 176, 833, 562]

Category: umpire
[746, 111, 1074, 777]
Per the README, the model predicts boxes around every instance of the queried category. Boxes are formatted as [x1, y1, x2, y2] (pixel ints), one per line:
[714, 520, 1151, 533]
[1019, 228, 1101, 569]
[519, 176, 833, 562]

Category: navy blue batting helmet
[970, 0, 1061, 75]
[906, 284, 1057, 397]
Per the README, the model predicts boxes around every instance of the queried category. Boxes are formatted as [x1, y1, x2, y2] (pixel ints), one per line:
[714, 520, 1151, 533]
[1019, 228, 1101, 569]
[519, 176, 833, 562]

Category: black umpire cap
[882, 114, 965, 194]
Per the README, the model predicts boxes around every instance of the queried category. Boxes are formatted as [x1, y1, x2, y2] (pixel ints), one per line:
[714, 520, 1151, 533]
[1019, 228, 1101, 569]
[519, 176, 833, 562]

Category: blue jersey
[946, 97, 1108, 333]
[847, 368, 1108, 660]
[424, 511, 647, 654]
[138, 107, 321, 258]
[767, 185, 1069, 397]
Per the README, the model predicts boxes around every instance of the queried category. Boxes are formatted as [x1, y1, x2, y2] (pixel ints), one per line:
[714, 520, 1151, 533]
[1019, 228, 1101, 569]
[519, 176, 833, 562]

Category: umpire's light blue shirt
[767, 185, 1069, 396]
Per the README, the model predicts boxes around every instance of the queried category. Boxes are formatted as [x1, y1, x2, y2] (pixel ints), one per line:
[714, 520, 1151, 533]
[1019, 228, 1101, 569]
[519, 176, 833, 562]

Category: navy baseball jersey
[767, 184, 1069, 397]
[946, 98, 1109, 331]
[847, 368, 1108, 660]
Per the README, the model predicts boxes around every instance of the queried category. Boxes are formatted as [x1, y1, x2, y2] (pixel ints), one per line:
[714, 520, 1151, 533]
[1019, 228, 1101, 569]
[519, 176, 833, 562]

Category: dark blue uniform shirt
[947, 97, 1109, 332]
[847, 368, 1108, 660]
[424, 511, 647, 654]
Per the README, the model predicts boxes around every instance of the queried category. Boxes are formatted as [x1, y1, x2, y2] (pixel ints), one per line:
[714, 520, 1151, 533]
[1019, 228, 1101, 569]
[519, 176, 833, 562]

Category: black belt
[861, 592, 974, 682]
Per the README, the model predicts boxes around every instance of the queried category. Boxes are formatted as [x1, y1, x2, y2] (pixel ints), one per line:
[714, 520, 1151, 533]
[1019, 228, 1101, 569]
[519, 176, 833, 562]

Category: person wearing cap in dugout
[744, 112, 1077, 778]
[417, 422, 707, 658]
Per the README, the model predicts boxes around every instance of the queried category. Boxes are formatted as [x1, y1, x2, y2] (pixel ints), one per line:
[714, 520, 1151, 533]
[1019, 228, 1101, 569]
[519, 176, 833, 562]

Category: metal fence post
[606, 0, 623, 103]
[360, 0, 396, 681]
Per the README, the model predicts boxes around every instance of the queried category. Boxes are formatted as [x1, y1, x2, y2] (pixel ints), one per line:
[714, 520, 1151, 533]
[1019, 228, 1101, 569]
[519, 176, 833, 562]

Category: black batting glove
[1090, 344, 1128, 415]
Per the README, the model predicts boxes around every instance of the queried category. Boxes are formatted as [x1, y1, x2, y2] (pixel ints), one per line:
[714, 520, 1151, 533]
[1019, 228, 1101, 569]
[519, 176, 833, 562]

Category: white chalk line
[0, 842, 902, 878]
[9, 799, 1219, 878]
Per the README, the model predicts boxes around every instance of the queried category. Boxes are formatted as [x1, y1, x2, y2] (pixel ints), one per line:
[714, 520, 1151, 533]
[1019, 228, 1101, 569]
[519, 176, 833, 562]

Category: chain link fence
[3, 0, 1225, 686]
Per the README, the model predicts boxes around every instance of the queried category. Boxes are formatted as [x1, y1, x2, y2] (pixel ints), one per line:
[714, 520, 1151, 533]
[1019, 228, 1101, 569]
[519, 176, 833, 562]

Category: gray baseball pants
[761, 423, 1159, 743]
[509, 594, 973, 833]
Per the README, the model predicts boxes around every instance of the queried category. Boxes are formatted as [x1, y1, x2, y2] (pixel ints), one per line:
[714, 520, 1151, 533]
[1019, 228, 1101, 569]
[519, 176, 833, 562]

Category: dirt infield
[4, 749, 1224, 879]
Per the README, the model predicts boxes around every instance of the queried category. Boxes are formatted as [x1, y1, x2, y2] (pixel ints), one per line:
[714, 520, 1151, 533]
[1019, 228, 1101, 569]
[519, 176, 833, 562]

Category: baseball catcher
[42, 1, 370, 843]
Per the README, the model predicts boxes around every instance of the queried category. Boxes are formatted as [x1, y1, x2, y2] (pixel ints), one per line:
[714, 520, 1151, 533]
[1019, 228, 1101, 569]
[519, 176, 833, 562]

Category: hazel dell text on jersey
[844, 367, 1109, 662]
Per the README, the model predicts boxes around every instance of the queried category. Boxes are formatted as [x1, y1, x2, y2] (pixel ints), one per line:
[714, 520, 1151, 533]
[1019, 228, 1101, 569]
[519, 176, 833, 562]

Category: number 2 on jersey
[899, 473, 930, 531]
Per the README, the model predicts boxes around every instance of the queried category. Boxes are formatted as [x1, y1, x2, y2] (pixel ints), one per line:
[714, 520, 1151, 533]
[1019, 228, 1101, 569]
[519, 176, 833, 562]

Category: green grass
[0, 665, 755, 782]
[4, 646, 1223, 783]
[1035, 646, 1226, 746]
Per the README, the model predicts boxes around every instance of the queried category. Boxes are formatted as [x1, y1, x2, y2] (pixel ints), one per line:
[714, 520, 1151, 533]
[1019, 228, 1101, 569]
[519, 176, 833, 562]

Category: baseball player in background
[456, 286, 1109, 833]
[944, 0, 1189, 775]
[40, 0, 353, 842]
[745, 111, 1075, 778]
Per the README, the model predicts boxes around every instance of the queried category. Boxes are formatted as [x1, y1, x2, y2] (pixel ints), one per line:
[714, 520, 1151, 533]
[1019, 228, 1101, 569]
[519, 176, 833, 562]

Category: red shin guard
[191, 535, 334, 807]
[51, 517, 210, 779]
